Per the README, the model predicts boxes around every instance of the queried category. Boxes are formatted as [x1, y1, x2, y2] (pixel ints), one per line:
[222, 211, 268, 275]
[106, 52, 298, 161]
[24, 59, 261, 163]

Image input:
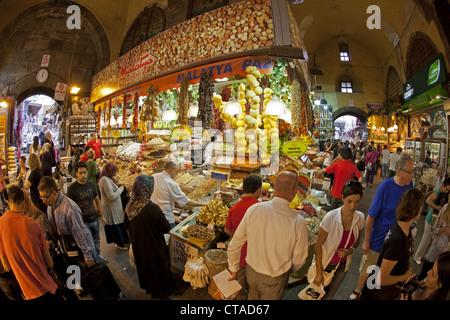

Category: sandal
[349, 290, 360, 300]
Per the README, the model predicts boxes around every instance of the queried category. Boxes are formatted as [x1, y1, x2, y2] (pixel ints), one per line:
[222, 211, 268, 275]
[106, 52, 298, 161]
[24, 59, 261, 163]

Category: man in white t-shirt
[381, 145, 390, 181]
[151, 161, 207, 229]
[387, 147, 402, 178]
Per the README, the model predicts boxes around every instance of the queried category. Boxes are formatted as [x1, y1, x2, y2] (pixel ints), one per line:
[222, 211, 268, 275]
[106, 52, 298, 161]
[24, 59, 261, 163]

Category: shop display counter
[169, 213, 223, 276]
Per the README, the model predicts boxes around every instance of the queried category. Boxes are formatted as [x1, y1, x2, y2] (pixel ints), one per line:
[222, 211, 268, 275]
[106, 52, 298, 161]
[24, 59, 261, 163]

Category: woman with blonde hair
[25, 153, 46, 213]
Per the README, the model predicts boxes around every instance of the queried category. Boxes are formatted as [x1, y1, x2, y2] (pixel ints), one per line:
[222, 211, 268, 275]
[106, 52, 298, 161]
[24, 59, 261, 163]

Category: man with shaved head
[227, 171, 309, 300]
[151, 160, 208, 229]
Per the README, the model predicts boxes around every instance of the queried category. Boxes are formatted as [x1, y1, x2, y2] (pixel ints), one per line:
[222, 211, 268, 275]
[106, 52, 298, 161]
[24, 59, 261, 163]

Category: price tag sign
[207, 223, 215, 231]
[111, 130, 121, 138]
[217, 242, 226, 249]
[171, 125, 192, 141]
[154, 120, 162, 129]
[281, 140, 308, 156]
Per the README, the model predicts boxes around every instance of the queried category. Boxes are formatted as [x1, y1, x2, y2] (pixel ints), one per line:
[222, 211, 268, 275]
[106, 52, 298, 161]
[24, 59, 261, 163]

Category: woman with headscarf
[124, 175, 175, 299]
[98, 161, 129, 250]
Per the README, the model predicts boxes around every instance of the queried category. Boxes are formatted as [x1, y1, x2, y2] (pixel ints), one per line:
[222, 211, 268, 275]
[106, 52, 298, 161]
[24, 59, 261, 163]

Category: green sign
[403, 53, 447, 102]
[428, 59, 441, 85]
[261, 137, 280, 154]
[281, 140, 308, 156]
[402, 86, 447, 114]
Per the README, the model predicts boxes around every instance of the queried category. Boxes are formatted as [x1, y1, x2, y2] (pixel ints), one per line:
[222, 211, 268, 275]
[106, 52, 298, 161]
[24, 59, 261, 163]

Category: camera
[395, 277, 420, 300]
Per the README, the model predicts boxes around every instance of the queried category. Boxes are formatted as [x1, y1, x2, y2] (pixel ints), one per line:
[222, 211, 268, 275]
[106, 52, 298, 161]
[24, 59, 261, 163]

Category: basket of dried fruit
[185, 224, 215, 246]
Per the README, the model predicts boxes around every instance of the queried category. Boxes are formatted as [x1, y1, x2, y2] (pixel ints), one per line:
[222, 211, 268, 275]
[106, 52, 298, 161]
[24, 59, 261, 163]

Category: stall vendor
[151, 160, 208, 229]
[86, 132, 104, 160]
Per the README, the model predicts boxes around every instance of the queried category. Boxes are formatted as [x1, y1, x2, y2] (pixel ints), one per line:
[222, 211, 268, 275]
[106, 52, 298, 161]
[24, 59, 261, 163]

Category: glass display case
[405, 139, 419, 163]
[424, 139, 446, 169]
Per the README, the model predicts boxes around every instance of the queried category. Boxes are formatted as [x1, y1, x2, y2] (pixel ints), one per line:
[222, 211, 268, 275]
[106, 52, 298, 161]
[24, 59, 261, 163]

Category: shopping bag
[298, 283, 325, 300]
[306, 260, 336, 287]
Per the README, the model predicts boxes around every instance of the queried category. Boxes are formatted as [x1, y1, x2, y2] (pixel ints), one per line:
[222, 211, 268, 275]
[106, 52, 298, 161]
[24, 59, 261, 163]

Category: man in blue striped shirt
[37, 176, 95, 268]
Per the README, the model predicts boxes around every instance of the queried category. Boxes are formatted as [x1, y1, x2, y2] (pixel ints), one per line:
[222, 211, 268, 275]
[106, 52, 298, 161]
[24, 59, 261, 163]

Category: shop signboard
[402, 86, 447, 114]
[367, 102, 384, 113]
[281, 140, 307, 156]
[403, 53, 447, 103]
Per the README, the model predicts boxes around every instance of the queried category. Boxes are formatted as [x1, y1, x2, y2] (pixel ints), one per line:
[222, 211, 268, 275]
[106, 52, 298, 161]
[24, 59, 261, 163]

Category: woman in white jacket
[98, 162, 130, 250]
[311, 180, 365, 299]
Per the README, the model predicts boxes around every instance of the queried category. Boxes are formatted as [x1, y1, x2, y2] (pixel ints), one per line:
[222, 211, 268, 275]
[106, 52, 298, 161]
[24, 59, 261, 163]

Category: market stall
[86, 0, 333, 299]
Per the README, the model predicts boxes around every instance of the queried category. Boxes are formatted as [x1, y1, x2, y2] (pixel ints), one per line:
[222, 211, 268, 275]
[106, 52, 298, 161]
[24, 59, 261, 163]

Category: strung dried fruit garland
[131, 92, 139, 133]
[290, 77, 301, 134]
[198, 70, 214, 129]
[122, 93, 127, 129]
[107, 99, 112, 133]
[178, 76, 189, 125]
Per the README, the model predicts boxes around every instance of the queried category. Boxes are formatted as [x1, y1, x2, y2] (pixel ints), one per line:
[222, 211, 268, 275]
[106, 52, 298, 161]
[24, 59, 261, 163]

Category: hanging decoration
[131, 93, 139, 133]
[122, 93, 127, 129]
[107, 99, 112, 134]
[290, 76, 301, 133]
[198, 70, 214, 129]
[178, 76, 189, 125]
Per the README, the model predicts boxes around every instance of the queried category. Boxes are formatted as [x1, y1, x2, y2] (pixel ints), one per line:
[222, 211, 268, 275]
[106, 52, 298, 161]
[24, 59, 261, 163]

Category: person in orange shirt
[0, 185, 63, 300]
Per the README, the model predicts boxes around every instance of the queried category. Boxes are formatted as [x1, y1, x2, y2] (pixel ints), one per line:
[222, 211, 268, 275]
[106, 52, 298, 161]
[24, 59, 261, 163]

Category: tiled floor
[91, 171, 427, 300]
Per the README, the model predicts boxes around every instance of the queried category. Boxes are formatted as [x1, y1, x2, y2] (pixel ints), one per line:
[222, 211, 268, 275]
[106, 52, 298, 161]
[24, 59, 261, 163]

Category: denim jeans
[85, 220, 100, 262]
[382, 163, 389, 180]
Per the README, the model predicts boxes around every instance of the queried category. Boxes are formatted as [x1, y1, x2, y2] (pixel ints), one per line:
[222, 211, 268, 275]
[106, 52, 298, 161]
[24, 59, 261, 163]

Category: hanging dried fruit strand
[178, 76, 189, 125]
[290, 77, 301, 133]
[198, 70, 214, 129]
[122, 93, 127, 129]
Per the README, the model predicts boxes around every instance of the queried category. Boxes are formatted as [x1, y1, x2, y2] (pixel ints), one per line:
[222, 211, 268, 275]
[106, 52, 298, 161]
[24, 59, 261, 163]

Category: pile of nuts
[91, 0, 274, 102]
[186, 225, 215, 240]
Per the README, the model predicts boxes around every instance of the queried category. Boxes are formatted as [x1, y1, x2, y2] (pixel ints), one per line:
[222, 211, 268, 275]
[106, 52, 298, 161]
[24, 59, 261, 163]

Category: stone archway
[0, 0, 111, 101]
[332, 106, 368, 124]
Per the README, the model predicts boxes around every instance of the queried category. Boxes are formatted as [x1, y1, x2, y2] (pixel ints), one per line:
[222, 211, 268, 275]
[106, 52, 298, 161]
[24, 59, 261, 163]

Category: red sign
[368, 103, 384, 112]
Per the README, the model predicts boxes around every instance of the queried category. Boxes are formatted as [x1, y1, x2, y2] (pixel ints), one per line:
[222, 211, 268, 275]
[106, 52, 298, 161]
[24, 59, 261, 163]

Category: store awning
[28, 103, 42, 116]
[45, 103, 60, 115]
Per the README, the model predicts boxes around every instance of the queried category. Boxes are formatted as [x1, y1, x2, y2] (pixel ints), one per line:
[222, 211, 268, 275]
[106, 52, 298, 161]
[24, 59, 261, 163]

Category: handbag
[307, 260, 339, 287]
[307, 219, 354, 287]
